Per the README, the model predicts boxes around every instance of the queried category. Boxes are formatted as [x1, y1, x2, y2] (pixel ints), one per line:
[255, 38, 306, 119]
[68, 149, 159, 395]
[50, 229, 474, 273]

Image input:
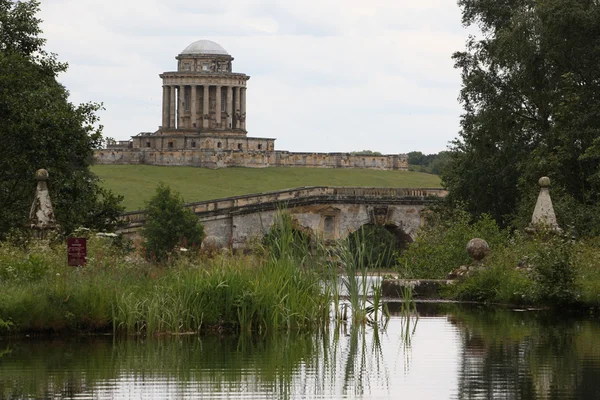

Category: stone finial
[35, 169, 49, 181]
[538, 176, 550, 188]
[29, 169, 57, 238]
[466, 238, 489, 262]
[527, 176, 561, 233]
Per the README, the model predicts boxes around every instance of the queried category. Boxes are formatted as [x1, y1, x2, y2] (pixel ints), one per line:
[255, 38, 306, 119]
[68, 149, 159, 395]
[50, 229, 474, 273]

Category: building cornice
[160, 72, 249, 80]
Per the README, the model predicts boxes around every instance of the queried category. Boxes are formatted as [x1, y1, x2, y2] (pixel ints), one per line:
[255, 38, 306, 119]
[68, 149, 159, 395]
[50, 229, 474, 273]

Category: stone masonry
[95, 40, 408, 170]
[118, 186, 447, 249]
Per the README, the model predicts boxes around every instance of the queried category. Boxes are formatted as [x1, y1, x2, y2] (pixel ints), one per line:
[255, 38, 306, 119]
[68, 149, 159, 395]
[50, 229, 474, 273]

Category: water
[1, 303, 599, 399]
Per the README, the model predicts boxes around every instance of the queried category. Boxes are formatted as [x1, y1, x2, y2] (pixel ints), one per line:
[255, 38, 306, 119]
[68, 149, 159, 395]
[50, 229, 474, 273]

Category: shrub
[447, 232, 583, 306]
[447, 265, 534, 304]
[528, 236, 578, 305]
[142, 183, 204, 262]
[398, 209, 507, 279]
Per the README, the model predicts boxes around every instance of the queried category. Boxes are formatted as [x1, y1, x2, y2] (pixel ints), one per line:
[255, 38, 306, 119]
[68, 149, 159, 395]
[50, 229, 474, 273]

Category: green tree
[408, 151, 451, 175]
[350, 150, 382, 156]
[142, 183, 204, 261]
[0, 0, 123, 237]
[443, 0, 600, 231]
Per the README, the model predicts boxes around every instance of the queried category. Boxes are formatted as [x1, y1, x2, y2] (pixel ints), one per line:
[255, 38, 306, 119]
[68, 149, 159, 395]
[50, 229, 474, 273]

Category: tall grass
[0, 231, 330, 335]
[0, 210, 415, 335]
[335, 228, 391, 325]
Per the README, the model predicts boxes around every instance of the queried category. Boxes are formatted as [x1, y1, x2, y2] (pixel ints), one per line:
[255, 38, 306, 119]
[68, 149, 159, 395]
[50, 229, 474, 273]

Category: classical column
[226, 86, 233, 129]
[162, 85, 169, 128]
[169, 86, 176, 128]
[203, 85, 209, 129]
[215, 85, 222, 128]
[191, 85, 197, 129]
[240, 87, 246, 130]
[178, 85, 185, 128]
[234, 87, 241, 129]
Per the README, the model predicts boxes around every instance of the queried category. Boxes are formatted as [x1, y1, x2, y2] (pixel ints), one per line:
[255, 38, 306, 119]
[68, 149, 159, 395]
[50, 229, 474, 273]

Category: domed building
[132, 40, 275, 156]
[97, 40, 407, 170]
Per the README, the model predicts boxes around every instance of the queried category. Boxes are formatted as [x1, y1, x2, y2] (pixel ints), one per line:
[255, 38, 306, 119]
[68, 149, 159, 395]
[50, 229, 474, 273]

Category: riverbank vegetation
[0, 233, 329, 335]
[0, 210, 394, 335]
[395, 205, 600, 308]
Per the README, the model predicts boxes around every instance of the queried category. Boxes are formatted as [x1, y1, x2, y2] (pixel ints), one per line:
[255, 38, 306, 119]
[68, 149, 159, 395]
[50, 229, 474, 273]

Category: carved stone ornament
[29, 169, 58, 238]
[369, 206, 389, 226]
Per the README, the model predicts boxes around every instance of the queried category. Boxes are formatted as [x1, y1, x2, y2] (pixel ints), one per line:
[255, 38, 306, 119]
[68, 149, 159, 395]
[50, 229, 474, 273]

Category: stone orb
[35, 169, 49, 181]
[538, 176, 551, 188]
[201, 235, 226, 253]
[466, 238, 489, 261]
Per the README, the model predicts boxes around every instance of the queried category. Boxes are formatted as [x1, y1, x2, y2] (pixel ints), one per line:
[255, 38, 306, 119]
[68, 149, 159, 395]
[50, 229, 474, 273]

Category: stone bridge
[119, 186, 447, 249]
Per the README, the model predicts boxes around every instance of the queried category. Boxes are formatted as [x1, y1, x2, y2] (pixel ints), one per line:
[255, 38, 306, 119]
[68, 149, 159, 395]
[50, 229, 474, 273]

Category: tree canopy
[443, 0, 600, 233]
[0, 0, 123, 237]
[408, 151, 451, 175]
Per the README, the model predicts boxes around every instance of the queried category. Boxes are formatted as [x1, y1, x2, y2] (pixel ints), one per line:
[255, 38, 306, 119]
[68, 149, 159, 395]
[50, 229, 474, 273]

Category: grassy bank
[0, 214, 394, 335]
[0, 236, 332, 335]
[91, 165, 441, 210]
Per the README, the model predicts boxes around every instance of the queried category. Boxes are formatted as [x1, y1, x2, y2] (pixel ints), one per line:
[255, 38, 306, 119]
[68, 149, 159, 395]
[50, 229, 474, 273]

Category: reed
[0, 234, 330, 335]
[336, 227, 392, 325]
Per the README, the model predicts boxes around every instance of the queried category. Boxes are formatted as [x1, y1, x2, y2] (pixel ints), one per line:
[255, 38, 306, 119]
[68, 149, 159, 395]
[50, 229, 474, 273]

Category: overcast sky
[39, 0, 468, 154]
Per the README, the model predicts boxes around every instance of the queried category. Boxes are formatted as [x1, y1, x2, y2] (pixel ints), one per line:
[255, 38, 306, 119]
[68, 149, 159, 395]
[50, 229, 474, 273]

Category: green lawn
[92, 165, 441, 210]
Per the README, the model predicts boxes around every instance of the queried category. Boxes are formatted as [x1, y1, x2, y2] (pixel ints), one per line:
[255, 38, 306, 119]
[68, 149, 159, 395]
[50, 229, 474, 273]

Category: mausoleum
[96, 40, 407, 170]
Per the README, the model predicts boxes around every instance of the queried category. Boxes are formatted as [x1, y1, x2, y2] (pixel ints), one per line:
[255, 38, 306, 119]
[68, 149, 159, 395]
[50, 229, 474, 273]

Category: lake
[1, 303, 599, 399]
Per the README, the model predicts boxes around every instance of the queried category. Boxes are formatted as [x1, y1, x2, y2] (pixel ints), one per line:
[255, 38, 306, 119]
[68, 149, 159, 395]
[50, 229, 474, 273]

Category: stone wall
[94, 149, 408, 170]
[131, 135, 274, 152]
[275, 151, 406, 170]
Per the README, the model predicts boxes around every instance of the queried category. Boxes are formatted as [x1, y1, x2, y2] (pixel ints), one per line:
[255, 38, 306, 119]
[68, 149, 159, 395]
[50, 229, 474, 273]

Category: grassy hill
[92, 165, 442, 210]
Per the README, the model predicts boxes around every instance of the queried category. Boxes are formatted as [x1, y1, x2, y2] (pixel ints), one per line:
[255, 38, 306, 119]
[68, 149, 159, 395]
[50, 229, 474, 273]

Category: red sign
[67, 237, 87, 266]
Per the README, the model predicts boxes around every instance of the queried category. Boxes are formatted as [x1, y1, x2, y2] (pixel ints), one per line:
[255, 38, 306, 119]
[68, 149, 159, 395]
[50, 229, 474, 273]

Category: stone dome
[180, 40, 229, 56]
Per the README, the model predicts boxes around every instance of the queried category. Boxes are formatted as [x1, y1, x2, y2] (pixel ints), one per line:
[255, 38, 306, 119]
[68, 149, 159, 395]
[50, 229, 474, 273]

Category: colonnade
[161, 85, 246, 130]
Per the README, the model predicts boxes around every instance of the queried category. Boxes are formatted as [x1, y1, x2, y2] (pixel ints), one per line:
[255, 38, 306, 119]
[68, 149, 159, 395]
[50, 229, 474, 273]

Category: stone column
[169, 86, 176, 128]
[203, 85, 209, 129]
[226, 86, 233, 129]
[191, 85, 197, 129]
[240, 87, 246, 130]
[234, 87, 241, 129]
[215, 85, 222, 128]
[162, 85, 170, 128]
[178, 85, 185, 128]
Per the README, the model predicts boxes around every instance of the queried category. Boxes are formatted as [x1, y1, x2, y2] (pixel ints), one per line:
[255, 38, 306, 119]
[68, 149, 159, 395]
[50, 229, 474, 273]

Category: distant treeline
[407, 151, 450, 175]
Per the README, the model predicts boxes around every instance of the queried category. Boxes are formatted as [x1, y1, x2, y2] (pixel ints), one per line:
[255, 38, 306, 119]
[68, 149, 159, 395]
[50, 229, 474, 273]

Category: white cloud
[39, 0, 468, 154]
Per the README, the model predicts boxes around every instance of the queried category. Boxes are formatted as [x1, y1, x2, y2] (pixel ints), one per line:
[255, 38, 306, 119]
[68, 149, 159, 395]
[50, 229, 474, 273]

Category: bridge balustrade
[117, 186, 446, 230]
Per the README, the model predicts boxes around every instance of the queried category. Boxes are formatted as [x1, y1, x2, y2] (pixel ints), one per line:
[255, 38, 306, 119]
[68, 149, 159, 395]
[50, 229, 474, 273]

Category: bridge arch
[345, 221, 413, 251]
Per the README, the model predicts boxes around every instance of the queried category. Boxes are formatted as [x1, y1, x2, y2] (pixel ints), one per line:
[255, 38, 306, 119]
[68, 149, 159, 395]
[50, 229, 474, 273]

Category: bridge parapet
[117, 186, 447, 234]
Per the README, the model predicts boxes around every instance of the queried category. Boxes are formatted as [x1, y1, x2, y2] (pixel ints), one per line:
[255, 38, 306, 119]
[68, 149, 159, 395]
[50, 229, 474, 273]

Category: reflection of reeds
[338, 322, 390, 397]
[398, 262, 419, 347]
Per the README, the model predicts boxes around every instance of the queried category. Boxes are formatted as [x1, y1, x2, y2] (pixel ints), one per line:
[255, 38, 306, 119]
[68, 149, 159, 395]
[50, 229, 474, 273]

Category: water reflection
[450, 307, 600, 399]
[1, 304, 599, 399]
